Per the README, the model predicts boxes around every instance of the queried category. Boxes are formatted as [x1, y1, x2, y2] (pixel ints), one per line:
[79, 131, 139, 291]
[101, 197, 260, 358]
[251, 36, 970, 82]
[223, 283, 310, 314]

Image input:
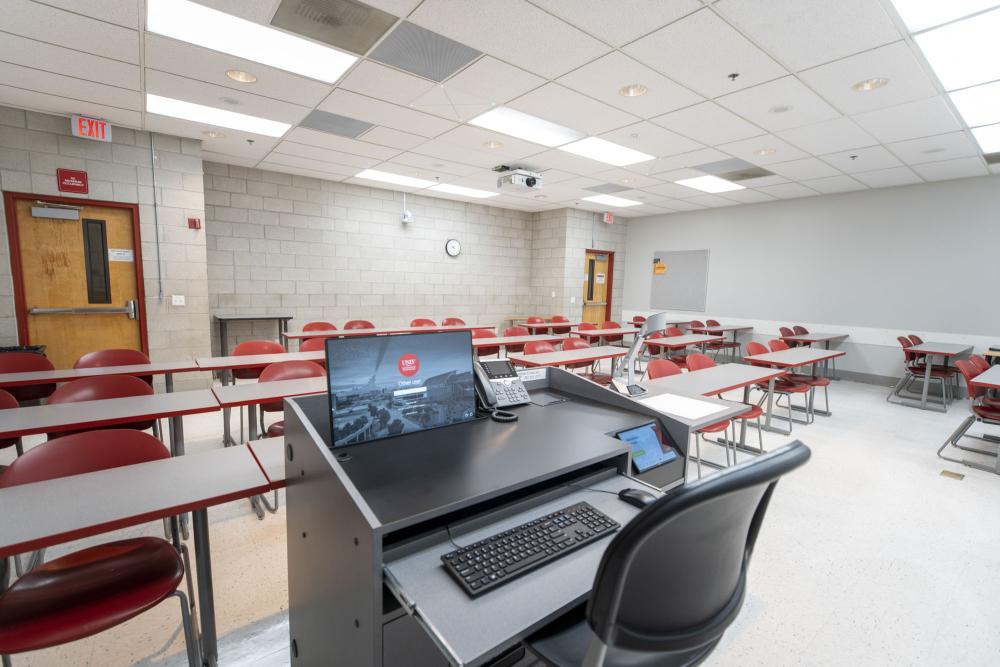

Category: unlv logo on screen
[398, 353, 419, 377]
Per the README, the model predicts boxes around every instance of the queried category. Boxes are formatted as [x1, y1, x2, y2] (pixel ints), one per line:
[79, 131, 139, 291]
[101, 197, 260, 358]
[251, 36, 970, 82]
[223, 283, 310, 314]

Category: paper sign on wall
[653, 259, 666, 275]
[517, 368, 547, 382]
[108, 248, 134, 262]
[595, 273, 606, 284]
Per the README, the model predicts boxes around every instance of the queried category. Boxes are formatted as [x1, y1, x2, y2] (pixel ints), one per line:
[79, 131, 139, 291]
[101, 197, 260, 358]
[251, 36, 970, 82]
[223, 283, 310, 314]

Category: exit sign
[71, 114, 112, 142]
[602, 211, 614, 224]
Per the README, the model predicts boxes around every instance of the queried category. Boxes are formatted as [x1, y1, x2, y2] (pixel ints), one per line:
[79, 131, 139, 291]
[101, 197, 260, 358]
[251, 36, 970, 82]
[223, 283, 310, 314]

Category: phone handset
[474, 362, 520, 423]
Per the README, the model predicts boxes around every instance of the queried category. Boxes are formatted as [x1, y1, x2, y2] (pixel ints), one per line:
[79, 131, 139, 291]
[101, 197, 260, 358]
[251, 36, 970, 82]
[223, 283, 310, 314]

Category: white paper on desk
[637, 393, 724, 419]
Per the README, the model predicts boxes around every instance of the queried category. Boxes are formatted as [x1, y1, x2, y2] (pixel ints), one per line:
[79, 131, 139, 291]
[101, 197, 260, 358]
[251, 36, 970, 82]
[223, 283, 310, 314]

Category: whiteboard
[650, 249, 709, 312]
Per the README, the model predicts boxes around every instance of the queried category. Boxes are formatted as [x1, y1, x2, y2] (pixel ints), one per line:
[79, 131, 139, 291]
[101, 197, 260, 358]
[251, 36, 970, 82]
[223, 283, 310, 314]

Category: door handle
[30, 300, 137, 317]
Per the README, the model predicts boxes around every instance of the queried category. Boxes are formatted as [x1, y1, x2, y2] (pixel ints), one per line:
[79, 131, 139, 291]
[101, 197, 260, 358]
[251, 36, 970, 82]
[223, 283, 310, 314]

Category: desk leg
[920, 354, 933, 409]
[192, 509, 217, 667]
[760, 377, 791, 434]
[221, 371, 238, 447]
[245, 405, 269, 519]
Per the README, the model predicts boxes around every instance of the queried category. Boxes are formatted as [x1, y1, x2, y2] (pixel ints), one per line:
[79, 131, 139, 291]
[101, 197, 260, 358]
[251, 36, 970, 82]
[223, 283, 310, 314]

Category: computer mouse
[618, 487, 657, 509]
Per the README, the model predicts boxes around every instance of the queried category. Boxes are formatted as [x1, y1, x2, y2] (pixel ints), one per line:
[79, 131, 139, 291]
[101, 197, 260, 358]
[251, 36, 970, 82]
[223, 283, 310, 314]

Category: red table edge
[1, 402, 221, 439]
[196, 355, 323, 371]
[902, 346, 973, 357]
[509, 350, 627, 367]
[689, 326, 753, 333]
[211, 386, 325, 409]
[742, 350, 846, 367]
[700, 369, 788, 395]
[0, 364, 204, 387]
[778, 334, 848, 343]
[281, 325, 497, 340]
[644, 335, 725, 350]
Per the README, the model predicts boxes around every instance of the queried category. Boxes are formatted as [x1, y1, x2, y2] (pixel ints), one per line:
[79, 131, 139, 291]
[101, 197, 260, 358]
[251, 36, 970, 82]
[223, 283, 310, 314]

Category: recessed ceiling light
[674, 175, 746, 193]
[429, 184, 499, 199]
[146, 94, 290, 137]
[354, 169, 435, 188]
[482, 140, 504, 150]
[769, 105, 793, 114]
[914, 8, 1000, 90]
[582, 194, 641, 208]
[468, 107, 583, 147]
[852, 77, 890, 92]
[147, 0, 357, 84]
[225, 69, 257, 83]
[432, 163, 445, 168]
[533, 194, 548, 200]
[971, 123, 1000, 152]
[754, 148, 777, 157]
[559, 137, 655, 167]
[889, 0, 1000, 32]
[202, 130, 226, 139]
[618, 84, 648, 97]
[948, 79, 1000, 127]
[621, 178, 633, 184]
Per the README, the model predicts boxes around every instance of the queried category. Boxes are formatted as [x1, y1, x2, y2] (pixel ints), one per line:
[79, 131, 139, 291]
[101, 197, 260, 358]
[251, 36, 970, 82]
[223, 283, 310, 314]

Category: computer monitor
[616, 421, 678, 473]
[325, 330, 478, 448]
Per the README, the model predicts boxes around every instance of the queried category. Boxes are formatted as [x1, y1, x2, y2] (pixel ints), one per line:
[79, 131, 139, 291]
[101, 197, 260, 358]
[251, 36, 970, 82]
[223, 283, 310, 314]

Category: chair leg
[756, 415, 764, 453]
[14, 439, 23, 457]
[695, 435, 702, 479]
[937, 416, 976, 461]
[171, 590, 203, 667]
[2, 653, 10, 667]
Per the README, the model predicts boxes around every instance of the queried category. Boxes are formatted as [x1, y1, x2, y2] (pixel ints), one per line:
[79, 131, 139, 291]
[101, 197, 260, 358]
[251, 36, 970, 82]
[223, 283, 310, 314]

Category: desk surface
[971, 364, 1000, 390]
[214, 314, 292, 322]
[570, 327, 634, 337]
[281, 324, 495, 340]
[248, 436, 285, 486]
[641, 364, 786, 397]
[689, 325, 753, 334]
[472, 334, 565, 348]
[0, 389, 220, 439]
[0, 360, 202, 387]
[744, 347, 846, 368]
[779, 332, 848, 344]
[522, 321, 578, 330]
[0, 445, 270, 558]
[212, 376, 327, 408]
[644, 333, 724, 349]
[196, 350, 324, 371]
[904, 342, 973, 357]
[507, 346, 626, 367]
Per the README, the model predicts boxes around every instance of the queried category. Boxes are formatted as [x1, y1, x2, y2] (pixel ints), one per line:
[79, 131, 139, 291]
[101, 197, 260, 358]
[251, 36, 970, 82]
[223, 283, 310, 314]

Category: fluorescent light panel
[971, 123, 1000, 152]
[559, 137, 655, 167]
[914, 7, 1000, 90]
[674, 175, 746, 193]
[146, 94, 290, 137]
[147, 0, 357, 84]
[890, 0, 1000, 32]
[429, 184, 499, 198]
[949, 80, 1000, 127]
[468, 107, 583, 147]
[582, 194, 642, 207]
[354, 169, 435, 188]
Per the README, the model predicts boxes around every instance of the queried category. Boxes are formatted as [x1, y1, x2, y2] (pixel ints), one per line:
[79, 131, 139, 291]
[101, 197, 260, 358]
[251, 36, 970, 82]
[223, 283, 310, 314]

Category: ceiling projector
[496, 168, 543, 190]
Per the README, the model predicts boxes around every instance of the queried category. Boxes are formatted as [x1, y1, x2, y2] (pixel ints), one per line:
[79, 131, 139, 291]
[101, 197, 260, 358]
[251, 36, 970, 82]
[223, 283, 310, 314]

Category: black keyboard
[441, 501, 619, 597]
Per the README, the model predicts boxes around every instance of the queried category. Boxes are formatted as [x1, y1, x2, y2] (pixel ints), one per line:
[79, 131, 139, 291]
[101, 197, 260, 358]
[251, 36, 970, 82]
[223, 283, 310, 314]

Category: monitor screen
[325, 331, 477, 448]
[617, 422, 678, 473]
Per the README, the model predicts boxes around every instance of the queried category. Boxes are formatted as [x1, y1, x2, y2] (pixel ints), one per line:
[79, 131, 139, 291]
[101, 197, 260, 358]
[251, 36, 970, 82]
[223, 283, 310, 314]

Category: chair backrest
[705, 319, 720, 327]
[302, 321, 336, 332]
[0, 388, 17, 448]
[561, 337, 591, 352]
[504, 326, 529, 337]
[49, 375, 153, 404]
[897, 336, 916, 363]
[747, 341, 768, 356]
[646, 359, 682, 379]
[778, 326, 794, 337]
[441, 317, 466, 326]
[909, 334, 924, 344]
[633, 316, 646, 324]
[970, 355, 990, 373]
[74, 348, 153, 385]
[689, 320, 705, 328]
[585, 442, 811, 655]
[550, 316, 569, 323]
[578, 323, 598, 331]
[471, 329, 500, 357]
[793, 325, 808, 335]
[602, 321, 621, 329]
[258, 360, 326, 412]
[0, 429, 170, 489]
[524, 341, 556, 355]
[233, 340, 286, 356]
[954, 360, 986, 401]
[410, 318, 436, 327]
[0, 351, 56, 402]
[686, 353, 716, 371]
[526, 316, 545, 324]
[666, 327, 683, 337]
[768, 339, 789, 352]
[471, 329, 494, 339]
[344, 320, 375, 330]
[300, 338, 326, 352]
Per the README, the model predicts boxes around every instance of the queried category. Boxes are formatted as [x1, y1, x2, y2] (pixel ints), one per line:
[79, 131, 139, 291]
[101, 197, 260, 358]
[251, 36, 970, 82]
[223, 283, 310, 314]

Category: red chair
[549, 315, 571, 335]
[888, 336, 955, 407]
[526, 316, 547, 335]
[471, 328, 500, 358]
[646, 359, 681, 380]
[231, 340, 286, 381]
[302, 321, 336, 343]
[0, 388, 22, 458]
[971, 355, 990, 373]
[705, 319, 720, 327]
[344, 320, 375, 330]
[523, 341, 556, 355]
[645, 330, 667, 358]
[442, 317, 466, 326]
[664, 327, 689, 368]
[769, 340, 832, 415]
[578, 323, 598, 330]
[632, 315, 646, 326]
[561, 337, 611, 385]
[746, 342, 812, 430]
[258, 361, 326, 437]
[299, 338, 327, 369]
[0, 352, 56, 404]
[689, 320, 705, 329]
[778, 326, 804, 348]
[702, 320, 740, 360]
[47, 375, 155, 439]
[74, 348, 153, 386]
[0, 430, 201, 666]
[600, 321, 624, 346]
[503, 326, 530, 353]
[410, 318, 436, 327]
[793, 325, 809, 335]
[686, 353, 715, 372]
[938, 360, 1000, 466]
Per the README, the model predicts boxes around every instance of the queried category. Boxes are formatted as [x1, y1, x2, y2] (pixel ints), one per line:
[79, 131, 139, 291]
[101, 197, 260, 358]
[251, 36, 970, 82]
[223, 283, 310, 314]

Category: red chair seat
[973, 404, 1000, 421]
[788, 374, 830, 387]
[761, 380, 810, 394]
[738, 404, 764, 420]
[0, 537, 183, 654]
[266, 421, 285, 437]
[906, 364, 955, 378]
[698, 419, 730, 434]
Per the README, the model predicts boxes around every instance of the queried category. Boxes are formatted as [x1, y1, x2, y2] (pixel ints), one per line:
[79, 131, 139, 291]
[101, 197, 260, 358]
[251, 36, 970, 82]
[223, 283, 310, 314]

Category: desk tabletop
[0, 445, 270, 558]
[212, 376, 328, 408]
[522, 321, 578, 330]
[0, 389, 220, 439]
[196, 350, 324, 371]
[779, 332, 849, 344]
[507, 346, 626, 367]
[689, 325, 753, 334]
[744, 347, 846, 368]
[214, 314, 292, 321]
[0, 360, 202, 388]
[971, 364, 1000, 390]
[570, 327, 635, 337]
[472, 334, 565, 348]
[281, 324, 495, 340]
[984, 349, 1000, 358]
[904, 342, 973, 357]
[247, 436, 285, 487]
[641, 364, 786, 397]
[644, 333, 724, 349]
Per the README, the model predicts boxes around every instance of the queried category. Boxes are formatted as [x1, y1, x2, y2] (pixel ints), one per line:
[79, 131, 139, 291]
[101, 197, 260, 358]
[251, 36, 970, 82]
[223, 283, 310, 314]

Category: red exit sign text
[71, 115, 112, 142]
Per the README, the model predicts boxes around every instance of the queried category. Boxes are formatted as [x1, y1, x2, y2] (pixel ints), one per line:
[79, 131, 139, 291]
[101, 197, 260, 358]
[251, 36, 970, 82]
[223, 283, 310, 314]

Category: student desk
[521, 321, 579, 333]
[215, 314, 293, 356]
[568, 326, 637, 345]
[778, 332, 848, 379]
[743, 347, 846, 424]
[507, 345, 627, 372]
[248, 436, 286, 488]
[643, 333, 724, 357]
[902, 342, 972, 411]
[0, 359, 201, 389]
[471, 334, 565, 354]
[280, 323, 496, 343]
[688, 325, 753, 360]
[213, 377, 327, 441]
[971, 364, 1000, 391]
[0, 444, 273, 667]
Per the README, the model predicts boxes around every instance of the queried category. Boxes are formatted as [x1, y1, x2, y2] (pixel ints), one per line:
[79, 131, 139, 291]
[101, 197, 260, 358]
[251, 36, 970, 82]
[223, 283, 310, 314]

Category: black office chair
[526, 441, 811, 667]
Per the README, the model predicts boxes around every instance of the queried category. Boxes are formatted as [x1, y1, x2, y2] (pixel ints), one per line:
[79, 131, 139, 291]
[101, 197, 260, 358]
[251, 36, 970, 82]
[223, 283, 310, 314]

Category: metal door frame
[584, 248, 615, 322]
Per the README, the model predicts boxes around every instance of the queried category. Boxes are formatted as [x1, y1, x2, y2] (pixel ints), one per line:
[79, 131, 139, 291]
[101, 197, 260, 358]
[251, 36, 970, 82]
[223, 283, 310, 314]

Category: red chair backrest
[232, 340, 287, 380]
[561, 338, 591, 352]
[647, 359, 682, 379]
[633, 316, 646, 324]
[526, 316, 545, 324]
[909, 334, 924, 344]
[746, 342, 769, 365]
[410, 318, 436, 327]
[768, 339, 790, 352]
[666, 327, 683, 337]
[0, 429, 169, 488]
[793, 325, 809, 335]
[258, 360, 326, 412]
[955, 360, 985, 400]
[0, 388, 18, 449]
[971, 355, 990, 373]
[344, 320, 375, 329]
[524, 341, 556, 355]
[504, 326, 529, 337]
[441, 317, 466, 326]
[550, 316, 569, 323]
[689, 320, 704, 328]
[471, 328, 500, 357]
[686, 353, 716, 371]
[578, 323, 598, 331]
[705, 319, 720, 327]
[299, 338, 326, 352]
[549, 315, 571, 334]
[471, 329, 495, 339]
[74, 348, 153, 385]
[0, 352, 56, 402]
[302, 321, 336, 332]
[49, 375, 153, 404]
[779, 326, 794, 337]
[601, 321, 621, 329]
[897, 336, 918, 363]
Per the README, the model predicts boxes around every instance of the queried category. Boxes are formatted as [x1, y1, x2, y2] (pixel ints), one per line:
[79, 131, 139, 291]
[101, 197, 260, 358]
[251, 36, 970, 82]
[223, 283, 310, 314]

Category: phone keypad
[494, 379, 530, 406]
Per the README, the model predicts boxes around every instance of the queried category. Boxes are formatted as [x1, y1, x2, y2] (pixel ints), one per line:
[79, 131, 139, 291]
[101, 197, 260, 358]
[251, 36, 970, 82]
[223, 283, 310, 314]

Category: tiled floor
[4, 370, 1000, 666]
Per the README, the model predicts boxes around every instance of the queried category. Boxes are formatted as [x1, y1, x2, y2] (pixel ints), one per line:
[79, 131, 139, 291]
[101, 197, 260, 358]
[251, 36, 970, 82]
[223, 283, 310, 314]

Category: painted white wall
[622, 175, 1000, 380]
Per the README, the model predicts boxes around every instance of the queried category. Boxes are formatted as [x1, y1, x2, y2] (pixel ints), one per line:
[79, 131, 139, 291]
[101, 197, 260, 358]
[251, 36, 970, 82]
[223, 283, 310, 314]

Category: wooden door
[11, 199, 144, 369]
[582, 251, 610, 325]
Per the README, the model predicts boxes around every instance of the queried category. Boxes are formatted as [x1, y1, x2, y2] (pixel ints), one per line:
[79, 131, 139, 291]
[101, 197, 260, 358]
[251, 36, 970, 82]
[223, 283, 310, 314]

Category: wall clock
[445, 239, 462, 257]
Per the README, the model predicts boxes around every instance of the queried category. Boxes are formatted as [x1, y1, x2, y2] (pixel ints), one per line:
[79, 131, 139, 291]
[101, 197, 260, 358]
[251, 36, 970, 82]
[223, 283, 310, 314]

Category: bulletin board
[650, 250, 709, 312]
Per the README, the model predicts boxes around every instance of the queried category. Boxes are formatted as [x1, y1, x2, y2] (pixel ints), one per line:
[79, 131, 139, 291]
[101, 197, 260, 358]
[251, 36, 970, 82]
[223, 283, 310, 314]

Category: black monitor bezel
[616, 420, 678, 474]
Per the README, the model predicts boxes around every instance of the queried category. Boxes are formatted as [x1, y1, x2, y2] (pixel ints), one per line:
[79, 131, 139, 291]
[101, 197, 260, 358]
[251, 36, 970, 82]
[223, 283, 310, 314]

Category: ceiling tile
[821, 145, 902, 174]
[298, 110, 372, 138]
[767, 157, 842, 180]
[592, 169, 663, 189]
[735, 174, 788, 187]
[654, 198, 705, 211]
[363, 0, 423, 17]
[2, 0, 139, 63]
[799, 41, 937, 115]
[317, 88, 456, 137]
[444, 57, 545, 106]
[536, 0, 701, 46]
[0, 33, 139, 90]
[557, 52, 703, 118]
[800, 175, 867, 193]
[144, 35, 332, 108]
[652, 102, 765, 145]
[623, 8, 787, 98]
[643, 182, 711, 199]
[147, 114, 279, 157]
[509, 83, 640, 136]
[0, 61, 140, 111]
[851, 96, 962, 144]
[757, 182, 819, 198]
[852, 166, 923, 188]
[716, 76, 840, 132]
[520, 149, 617, 176]
[358, 126, 427, 151]
[716, 0, 900, 71]
[409, 0, 611, 78]
[435, 124, 543, 160]
[203, 151, 260, 168]
[193, 0, 280, 23]
[777, 116, 877, 155]
[658, 168, 706, 182]
[42, 0, 140, 28]
[887, 131, 980, 165]
[720, 188, 777, 203]
[639, 148, 733, 175]
[411, 138, 499, 168]
[599, 121, 703, 159]
[263, 152, 363, 177]
[386, 152, 482, 177]
[338, 61, 437, 107]
[408, 86, 491, 122]
[686, 194, 739, 207]
[144, 69, 309, 123]
[717, 134, 808, 164]
[911, 157, 988, 181]
[0, 83, 141, 128]
[284, 127, 401, 160]
[271, 141, 382, 169]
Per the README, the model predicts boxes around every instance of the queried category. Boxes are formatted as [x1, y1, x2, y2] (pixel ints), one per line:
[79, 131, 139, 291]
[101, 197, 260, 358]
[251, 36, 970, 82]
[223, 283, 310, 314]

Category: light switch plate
[171, 294, 186, 306]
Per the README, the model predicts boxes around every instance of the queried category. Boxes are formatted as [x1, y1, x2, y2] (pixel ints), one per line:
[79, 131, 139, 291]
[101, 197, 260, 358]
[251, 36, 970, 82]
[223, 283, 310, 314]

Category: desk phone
[475, 359, 531, 409]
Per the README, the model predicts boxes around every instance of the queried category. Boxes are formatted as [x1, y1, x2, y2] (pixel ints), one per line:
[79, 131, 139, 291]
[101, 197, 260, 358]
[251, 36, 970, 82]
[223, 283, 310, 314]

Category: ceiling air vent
[369, 21, 482, 82]
[271, 0, 397, 55]
[299, 110, 373, 138]
[695, 158, 775, 182]
[585, 183, 631, 194]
